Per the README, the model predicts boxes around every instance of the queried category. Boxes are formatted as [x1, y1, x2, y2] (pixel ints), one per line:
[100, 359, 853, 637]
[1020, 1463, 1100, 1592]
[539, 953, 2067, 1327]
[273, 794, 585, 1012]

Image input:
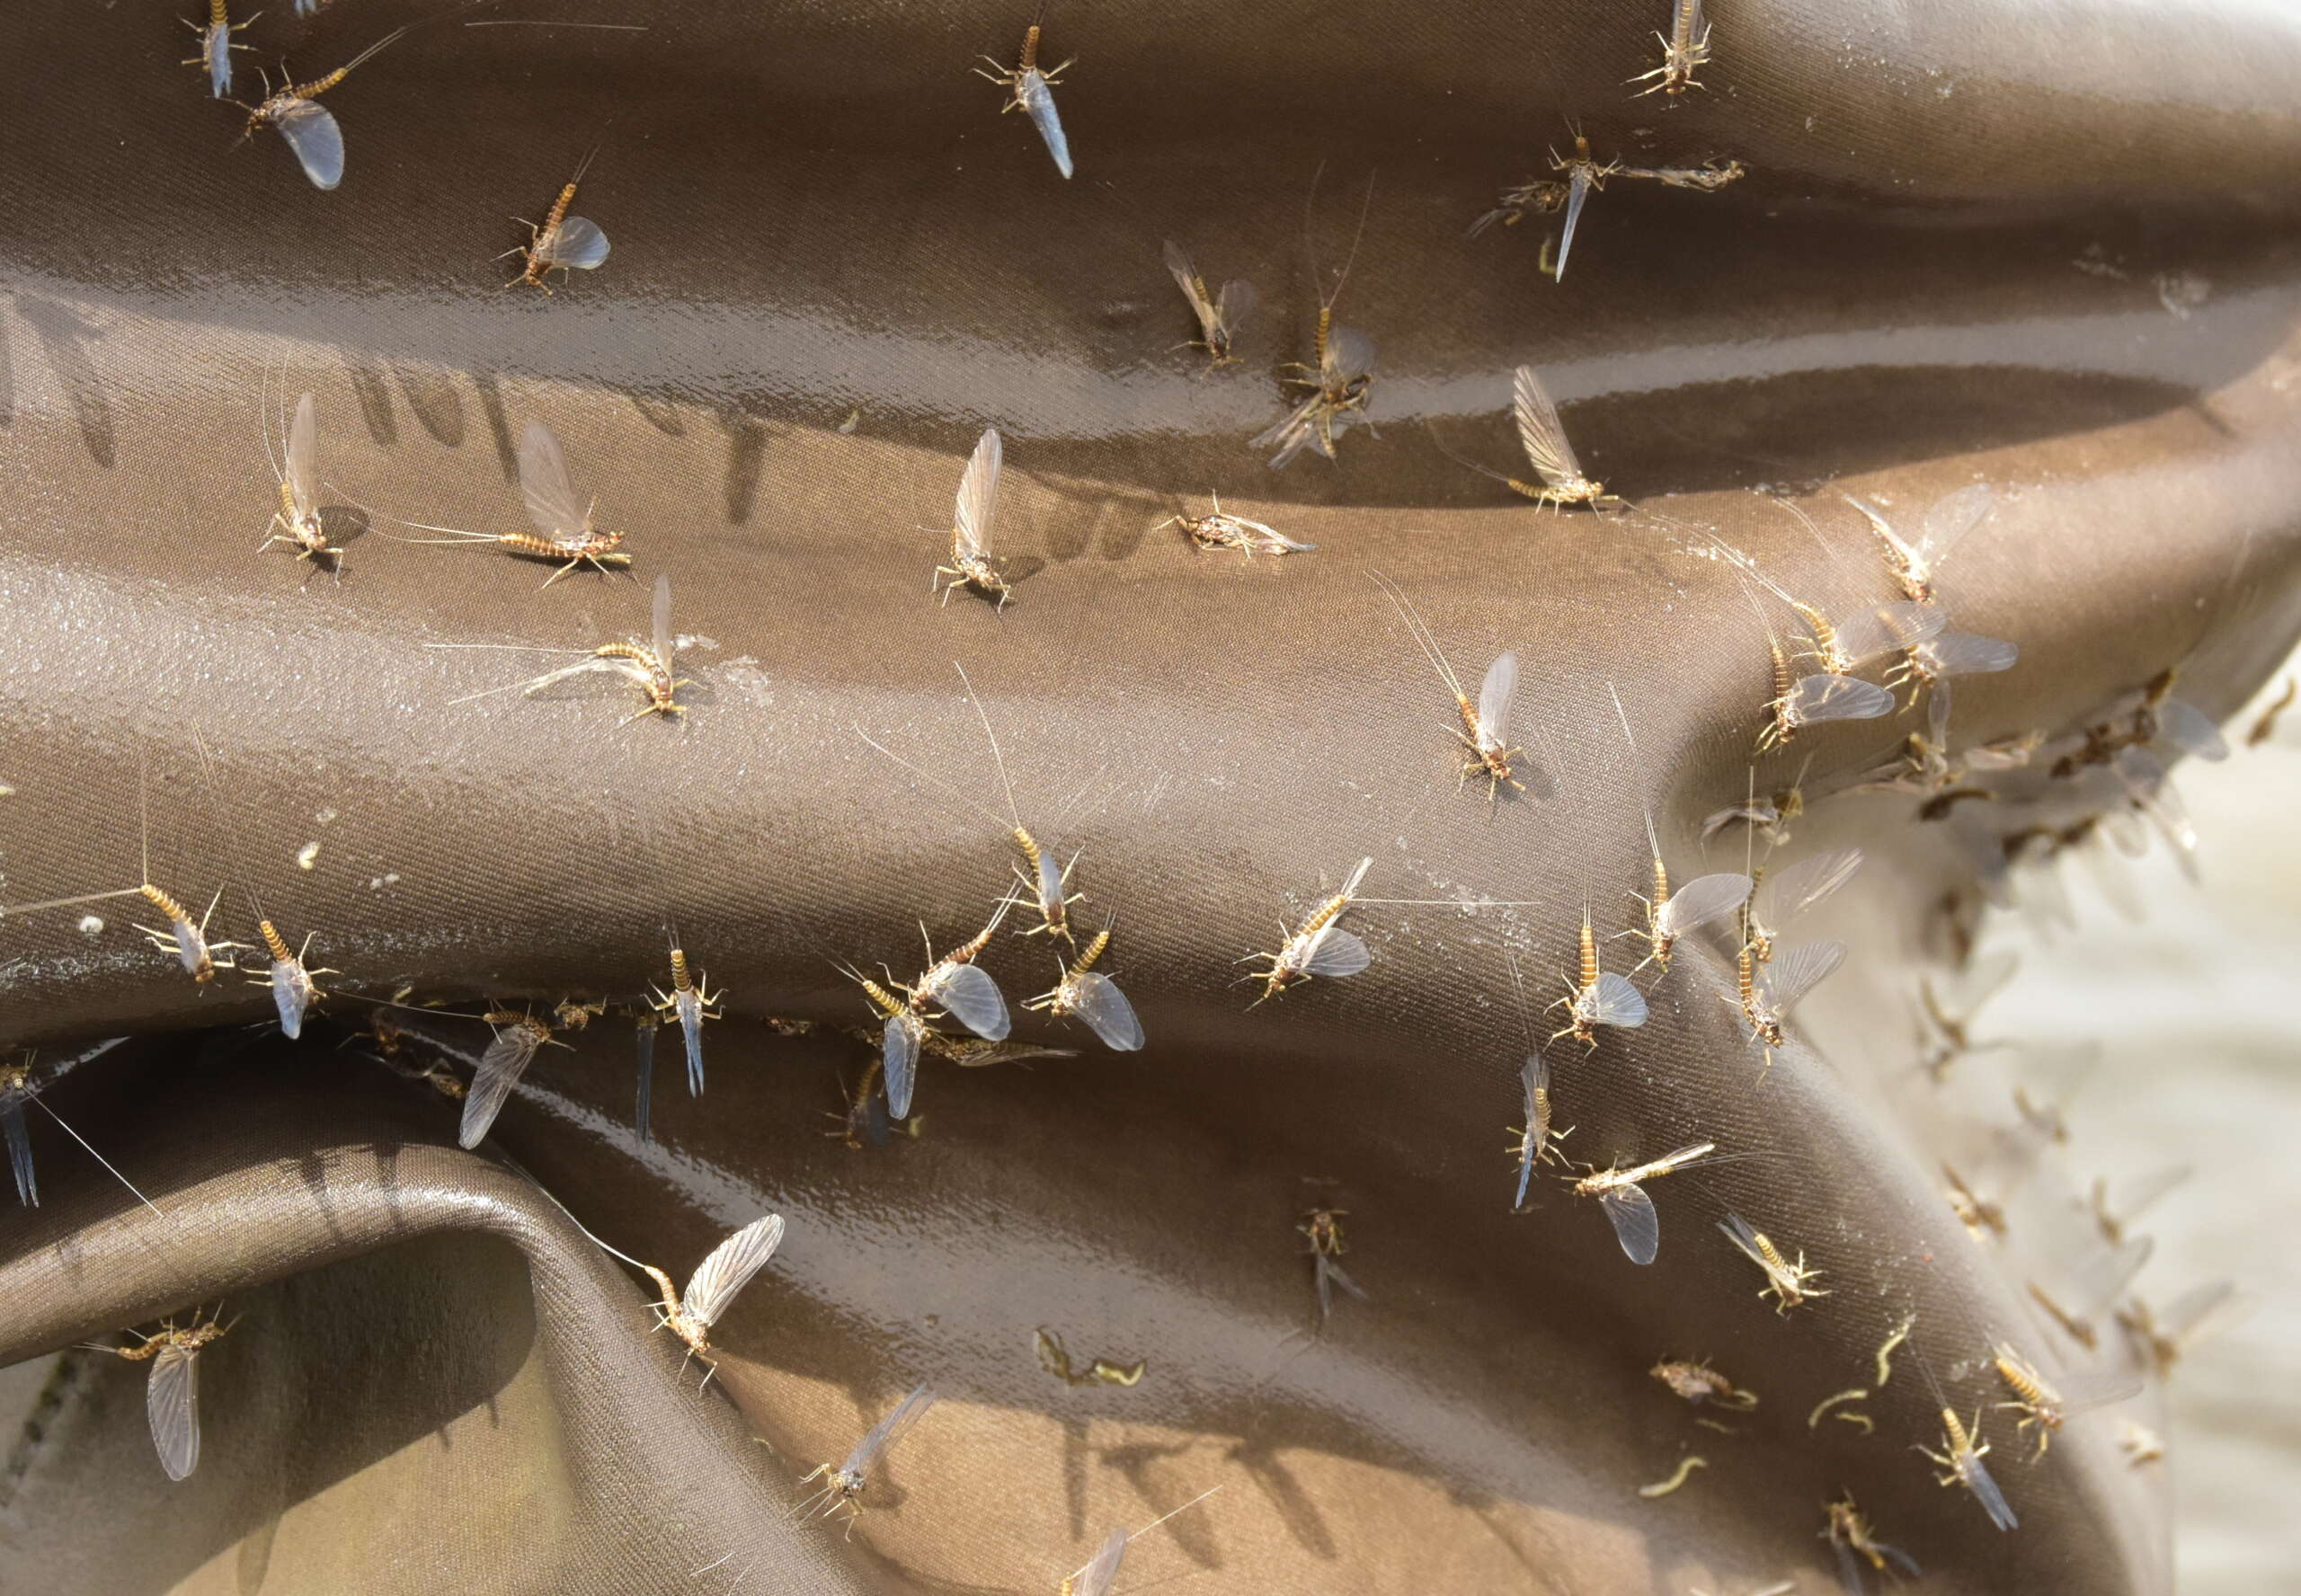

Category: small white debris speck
[298, 842, 322, 871]
[77, 915, 104, 936]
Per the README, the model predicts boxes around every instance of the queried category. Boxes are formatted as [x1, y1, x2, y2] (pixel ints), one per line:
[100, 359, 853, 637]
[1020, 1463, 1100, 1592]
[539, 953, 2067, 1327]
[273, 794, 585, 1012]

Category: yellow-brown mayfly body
[1716, 1210, 1827, 1312]
[1629, 0, 1710, 98]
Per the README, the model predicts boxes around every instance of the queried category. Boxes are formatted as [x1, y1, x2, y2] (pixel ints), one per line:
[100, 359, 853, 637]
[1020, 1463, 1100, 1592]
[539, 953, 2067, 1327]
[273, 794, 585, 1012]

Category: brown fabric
[4, 0, 2300, 1591]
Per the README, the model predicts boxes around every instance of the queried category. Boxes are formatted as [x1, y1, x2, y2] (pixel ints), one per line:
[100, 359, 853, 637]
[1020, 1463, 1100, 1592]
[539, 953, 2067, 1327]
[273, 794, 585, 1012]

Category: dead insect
[1252, 170, 1377, 469]
[102, 1307, 239, 1482]
[503, 144, 610, 291]
[1035, 1327, 1145, 1388]
[1435, 363, 1620, 511]
[924, 1033, 1078, 1068]
[1371, 570, 1525, 799]
[1026, 921, 1144, 1051]
[1845, 483, 1993, 605]
[1917, 1403, 2019, 1531]
[1162, 240, 1256, 367]
[436, 572, 692, 724]
[1732, 939, 1844, 1078]
[795, 1381, 940, 1531]
[1941, 1162, 2006, 1241]
[1990, 1341, 2140, 1459]
[391, 419, 634, 587]
[649, 931, 724, 1098]
[553, 997, 608, 1032]
[1822, 1495, 1921, 1594]
[975, 5, 1073, 178]
[230, 26, 410, 191]
[1548, 902, 1648, 1049]
[1629, 0, 1711, 97]
[183, 0, 256, 99]
[1649, 1358, 1757, 1412]
[1243, 857, 1373, 1005]
[933, 428, 1012, 607]
[1716, 1211, 1826, 1311]
[1611, 156, 1746, 190]
[1159, 493, 1314, 555]
[1299, 1206, 1369, 1324]
[1468, 176, 1568, 238]
[1571, 1141, 1717, 1265]
[460, 1007, 567, 1148]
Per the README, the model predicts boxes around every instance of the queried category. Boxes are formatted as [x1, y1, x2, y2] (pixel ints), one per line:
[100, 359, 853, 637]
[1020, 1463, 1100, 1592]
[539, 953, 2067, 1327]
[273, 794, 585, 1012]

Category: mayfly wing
[932, 962, 1011, 1042]
[1759, 848, 1862, 927]
[1477, 650, 1520, 741]
[459, 1023, 545, 1148]
[1035, 851, 1066, 918]
[1586, 971, 1648, 1027]
[1716, 1210, 1764, 1264]
[1787, 675, 1894, 723]
[680, 1213, 786, 1330]
[2057, 1365, 2146, 1414]
[955, 429, 1001, 558]
[1019, 71, 1073, 178]
[1830, 1535, 1870, 1596]
[1251, 392, 1325, 460]
[1337, 856, 1375, 900]
[538, 215, 611, 270]
[1557, 165, 1592, 280]
[2154, 697, 2230, 761]
[679, 994, 706, 1095]
[1217, 278, 1257, 334]
[147, 1340, 202, 1481]
[4, 1098, 34, 1206]
[1071, 1526, 1129, 1596]
[271, 961, 310, 1039]
[651, 572, 675, 667]
[274, 97, 347, 191]
[1327, 325, 1378, 384]
[285, 392, 321, 524]
[2109, 1163, 2192, 1228]
[1162, 239, 1221, 339]
[841, 1381, 938, 1477]
[1511, 364, 1581, 488]
[1831, 600, 1948, 666]
[1654, 872, 1754, 939]
[1924, 633, 2020, 678]
[1513, 1056, 1546, 1209]
[882, 1015, 920, 1121]
[1068, 971, 1144, 1052]
[1598, 1183, 1661, 1265]
[2112, 747, 2199, 864]
[1919, 483, 1994, 562]
[1317, 1252, 1369, 1308]
[1963, 1450, 2019, 1531]
[1759, 940, 1845, 1014]
[518, 419, 591, 543]
[1299, 926, 1372, 979]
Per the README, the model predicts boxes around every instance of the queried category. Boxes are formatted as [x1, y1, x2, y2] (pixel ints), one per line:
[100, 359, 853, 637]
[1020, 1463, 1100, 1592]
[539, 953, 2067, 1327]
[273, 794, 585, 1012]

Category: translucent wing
[677, 990, 706, 1095]
[147, 1342, 201, 1481]
[207, 28, 233, 98]
[882, 1015, 920, 1121]
[680, 1213, 786, 1330]
[1831, 1536, 1870, 1596]
[460, 1023, 544, 1148]
[286, 392, 320, 524]
[2109, 1163, 2192, 1227]
[1831, 600, 1947, 666]
[1598, 1183, 1661, 1265]
[1581, 971, 1648, 1028]
[2057, 1366, 2145, 1414]
[271, 962, 309, 1040]
[955, 429, 1001, 558]
[1786, 674, 1892, 724]
[1880, 1544, 1923, 1579]
[652, 572, 675, 666]
[2112, 747, 2198, 867]
[1251, 392, 1327, 463]
[633, 1023, 656, 1141]
[1162, 239, 1219, 338]
[1326, 325, 1377, 383]
[1072, 1527, 1129, 1596]
[1654, 872, 1753, 938]
[2074, 1236, 2154, 1320]
[538, 216, 610, 270]
[1759, 848, 1862, 927]
[1035, 851, 1066, 918]
[1216, 278, 1257, 334]
[3, 1099, 34, 1206]
[1068, 971, 1143, 1052]
[1962, 1452, 2018, 1531]
[2155, 698, 2229, 761]
[2156, 1278, 2237, 1342]
[1919, 483, 1994, 561]
[1759, 939, 1845, 1015]
[1477, 651, 1520, 740]
[1512, 364, 1582, 487]
[1556, 165, 1593, 281]
[274, 97, 346, 191]
[1314, 1252, 1369, 1317]
[1513, 1055, 1547, 1210]
[1715, 1210, 1764, 1264]
[1299, 927, 1371, 979]
[840, 1382, 938, 1477]
[931, 962, 1011, 1042]
[1922, 632, 2019, 678]
[1019, 71, 1072, 178]
[519, 419, 589, 543]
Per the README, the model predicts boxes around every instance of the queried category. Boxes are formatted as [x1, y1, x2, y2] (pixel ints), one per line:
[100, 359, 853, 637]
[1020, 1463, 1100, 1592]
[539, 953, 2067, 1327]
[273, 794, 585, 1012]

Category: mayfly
[1630, 0, 1711, 97]
[1612, 156, 1746, 191]
[192, 730, 332, 1038]
[547, 1200, 785, 1384]
[1611, 684, 1751, 973]
[933, 428, 1011, 607]
[2, 1045, 159, 1214]
[436, 572, 691, 724]
[1435, 363, 1620, 511]
[1055, 1489, 1223, 1594]
[1244, 857, 1373, 1005]
[1300, 1206, 1369, 1323]
[1026, 921, 1144, 1051]
[796, 1381, 940, 1531]
[459, 1007, 566, 1148]
[1845, 483, 1993, 606]
[1159, 493, 1315, 556]
[1745, 847, 1861, 963]
[1163, 240, 1256, 368]
[649, 930, 723, 1098]
[1990, 1341, 2139, 1459]
[1570, 1141, 1718, 1265]
[2088, 1163, 2191, 1247]
[505, 144, 611, 291]
[1549, 902, 1648, 1049]
[1745, 604, 1890, 748]
[1650, 1359, 1757, 1411]
[392, 419, 633, 586]
[258, 386, 341, 581]
[1546, 125, 1619, 281]
[1916, 1401, 2019, 1531]
[1502, 952, 1569, 1209]
[102, 1307, 238, 1481]
[903, 902, 1014, 1043]
[1941, 1162, 2006, 1241]
[1823, 1495, 1921, 1595]
[232, 26, 410, 191]
[1467, 176, 1568, 239]
[183, 0, 255, 99]
[1252, 171, 1377, 469]
[2119, 1280, 2237, 1379]
[1717, 1211, 1826, 1312]
[1370, 571, 1524, 800]
[845, 966, 933, 1120]
[977, 5, 1073, 178]
[1733, 939, 1844, 1078]
[131, 761, 240, 983]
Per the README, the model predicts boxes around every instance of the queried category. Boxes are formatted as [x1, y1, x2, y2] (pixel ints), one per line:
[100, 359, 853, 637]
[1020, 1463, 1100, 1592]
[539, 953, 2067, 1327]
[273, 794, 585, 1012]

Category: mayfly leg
[1628, 0, 1711, 98]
